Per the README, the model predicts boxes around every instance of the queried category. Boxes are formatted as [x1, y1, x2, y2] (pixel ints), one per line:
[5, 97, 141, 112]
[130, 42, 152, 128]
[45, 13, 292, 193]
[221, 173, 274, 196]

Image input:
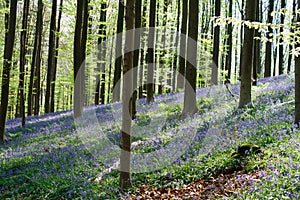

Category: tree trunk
[181, 0, 198, 119]
[172, 0, 180, 92]
[138, 0, 148, 99]
[28, 0, 43, 116]
[295, 0, 300, 124]
[45, 0, 57, 113]
[239, 0, 256, 108]
[112, 0, 125, 102]
[95, 3, 107, 105]
[0, 0, 18, 143]
[120, 0, 134, 190]
[74, 0, 88, 118]
[253, 0, 260, 86]
[176, 0, 188, 90]
[278, 0, 286, 75]
[18, 0, 30, 126]
[288, 0, 297, 73]
[211, 0, 221, 85]
[225, 0, 233, 80]
[131, 0, 142, 119]
[264, 0, 274, 77]
[146, 0, 156, 104]
[99, 3, 107, 105]
[51, 0, 64, 112]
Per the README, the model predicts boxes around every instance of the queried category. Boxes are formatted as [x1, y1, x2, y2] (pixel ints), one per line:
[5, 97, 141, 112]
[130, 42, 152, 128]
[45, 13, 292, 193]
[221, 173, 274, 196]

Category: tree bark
[181, 0, 198, 119]
[112, 0, 125, 102]
[295, 0, 300, 124]
[0, 0, 18, 143]
[120, 0, 135, 190]
[225, 0, 233, 80]
[51, 0, 64, 112]
[18, 0, 30, 126]
[211, 0, 221, 85]
[176, 0, 188, 90]
[99, 3, 107, 105]
[28, 0, 43, 116]
[172, 0, 180, 92]
[45, 0, 57, 113]
[239, 0, 256, 108]
[278, 0, 286, 75]
[264, 0, 274, 77]
[74, 0, 88, 118]
[146, 0, 156, 104]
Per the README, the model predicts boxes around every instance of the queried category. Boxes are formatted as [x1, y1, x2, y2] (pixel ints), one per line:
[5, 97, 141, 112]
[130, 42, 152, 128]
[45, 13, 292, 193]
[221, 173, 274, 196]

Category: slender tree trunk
[253, 0, 260, 86]
[288, 0, 296, 73]
[0, 0, 17, 143]
[74, 0, 88, 118]
[225, 0, 233, 80]
[99, 3, 107, 105]
[51, 0, 64, 112]
[278, 0, 286, 75]
[112, 0, 125, 102]
[176, 0, 188, 90]
[146, 0, 156, 104]
[138, 0, 148, 99]
[264, 0, 274, 77]
[131, 0, 142, 119]
[172, 0, 180, 92]
[211, 0, 221, 85]
[45, 0, 57, 113]
[18, 0, 30, 126]
[295, 0, 300, 124]
[28, 0, 43, 116]
[95, 3, 107, 105]
[239, 0, 256, 108]
[181, 0, 198, 119]
[120, 0, 134, 190]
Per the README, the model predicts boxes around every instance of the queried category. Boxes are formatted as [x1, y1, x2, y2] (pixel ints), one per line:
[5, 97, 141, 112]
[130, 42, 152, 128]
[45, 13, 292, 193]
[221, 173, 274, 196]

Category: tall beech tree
[120, 0, 134, 189]
[264, 0, 274, 77]
[225, 0, 233, 80]
[176, 0, 188, 90]
[295, 0, 300, 125]
[253, 0, 260, 86]
[0, 0, 17, 143]
[278, 0, 286, 75]
[18, 0, 30, 126]
[146, 0, 156, 104]
[181, 0, 198, 119]
[28, 0, 43, 116]
[211, 0, 221, 85]
[52, 0, 64, 112]
[45, 0, 57, 113]
[172, 0, 180, 92]
[73, 0, 88, 118]
[95, 2, 107, 105]
[131, 0, 142, 118]
[239, 0, 256, 108]
[112, 0, 125, 102]
[99, 3, 107, 105]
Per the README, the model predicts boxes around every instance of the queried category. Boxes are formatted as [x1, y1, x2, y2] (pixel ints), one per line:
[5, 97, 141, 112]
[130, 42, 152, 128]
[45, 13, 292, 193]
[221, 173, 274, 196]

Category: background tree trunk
[211, 0, 221, 85]
[0, 0, 18, 143]
[45, 0, 57, 114]
[181, 0, 198, 119]
[176, 0, 188, 90]
[295, 0, 300, 124]
[239, 0, 256, 108]
[264, 0, 274, 77]
[18, 0, 30, 126]
[146, 0, 156, 104]
[112, 0, 125, 102]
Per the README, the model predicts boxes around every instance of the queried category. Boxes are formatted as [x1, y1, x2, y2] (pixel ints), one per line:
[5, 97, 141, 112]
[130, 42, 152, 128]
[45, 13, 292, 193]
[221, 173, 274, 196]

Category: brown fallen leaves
[130, 170, 265, 199]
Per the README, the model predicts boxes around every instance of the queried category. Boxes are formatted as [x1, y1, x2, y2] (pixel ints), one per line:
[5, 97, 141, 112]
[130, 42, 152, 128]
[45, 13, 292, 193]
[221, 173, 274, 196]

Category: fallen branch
[225, 84, 238, 102]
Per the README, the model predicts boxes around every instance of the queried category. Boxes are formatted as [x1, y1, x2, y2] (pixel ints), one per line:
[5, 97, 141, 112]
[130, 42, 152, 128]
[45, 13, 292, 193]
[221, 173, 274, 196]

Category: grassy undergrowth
[1, 74, 299, 199]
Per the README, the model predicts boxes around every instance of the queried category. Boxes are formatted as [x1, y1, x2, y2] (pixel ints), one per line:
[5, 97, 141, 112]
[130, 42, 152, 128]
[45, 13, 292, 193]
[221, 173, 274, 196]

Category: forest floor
[1, 74, 299, 199]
